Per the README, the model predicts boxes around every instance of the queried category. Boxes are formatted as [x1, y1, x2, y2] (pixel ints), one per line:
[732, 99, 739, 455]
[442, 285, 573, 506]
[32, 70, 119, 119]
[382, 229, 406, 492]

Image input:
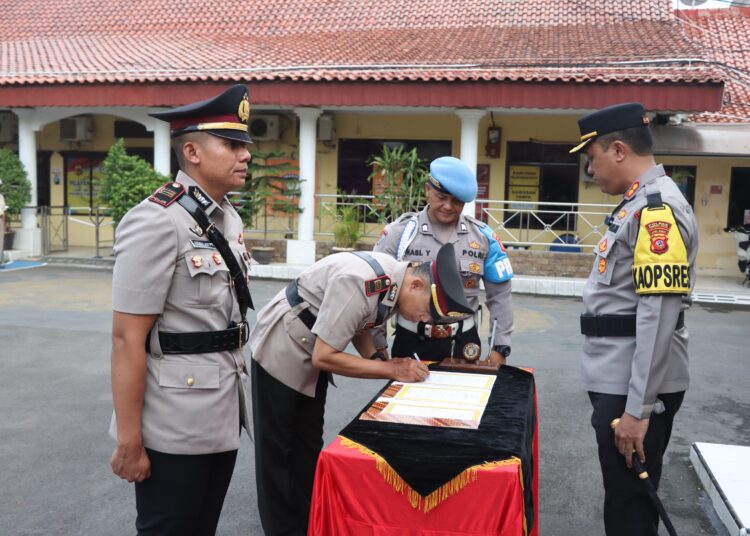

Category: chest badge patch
[238, 232, 244, 244]
[212, 252, 223, 265]
[469, 240, 481, 250]
[598, 238, 608, 253]
[597, 257, 607, 273]
[191, 255, 203, 268]
[625, 180, 640, 199]
[468, 262, 481, 274]
[618, 209, 627, 220]
[646, 221, 671, 254]
[387, 283, 398, 302]
[464, 278, 478, 289]
[189, 225, 204, 237]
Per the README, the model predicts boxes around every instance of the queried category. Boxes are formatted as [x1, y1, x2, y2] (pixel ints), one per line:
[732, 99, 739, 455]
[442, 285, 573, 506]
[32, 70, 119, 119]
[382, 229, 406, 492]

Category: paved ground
[1, 265, 747, 535]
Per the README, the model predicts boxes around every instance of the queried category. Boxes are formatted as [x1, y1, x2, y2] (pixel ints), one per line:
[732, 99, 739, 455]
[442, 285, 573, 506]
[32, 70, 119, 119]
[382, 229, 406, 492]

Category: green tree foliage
[237, 149, 301, 241]
[331, 199, 364, 249]
[0, 148, 31, 214]
[100, 139, 169, 226]
[367, 145, 429, 224]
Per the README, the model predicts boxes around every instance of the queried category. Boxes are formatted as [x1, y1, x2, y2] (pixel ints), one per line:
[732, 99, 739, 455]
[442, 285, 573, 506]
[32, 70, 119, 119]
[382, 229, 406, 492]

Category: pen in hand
[413, 352, 421, 361]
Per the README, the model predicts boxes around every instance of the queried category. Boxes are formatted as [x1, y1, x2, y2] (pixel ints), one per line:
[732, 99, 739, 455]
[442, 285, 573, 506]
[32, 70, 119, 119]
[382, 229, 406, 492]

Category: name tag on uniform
[190, 240, 215, 249]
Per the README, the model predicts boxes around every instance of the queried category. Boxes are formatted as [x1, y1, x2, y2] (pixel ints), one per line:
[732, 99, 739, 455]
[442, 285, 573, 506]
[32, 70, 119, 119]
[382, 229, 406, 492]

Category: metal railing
[67, 206, 114, 258]
[476, 199, 617, 250]
[315, 193, 383, 238]
[40, 205, 68, 255]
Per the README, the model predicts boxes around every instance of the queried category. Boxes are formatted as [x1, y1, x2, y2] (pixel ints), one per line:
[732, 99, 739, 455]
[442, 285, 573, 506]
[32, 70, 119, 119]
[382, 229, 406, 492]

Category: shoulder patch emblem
[625, 180, 640, 200]
[469, 240, 481, 249]
[365, 276, 391, 296]
[238, 232, 244, 244]
[618, 209, 627, 220]
[387, 283, 398, 302]
[149, 182, 184, 207]
[598, 238, 608, 252]
[646, 221, 671, 255]
[598, 257, 607, 274]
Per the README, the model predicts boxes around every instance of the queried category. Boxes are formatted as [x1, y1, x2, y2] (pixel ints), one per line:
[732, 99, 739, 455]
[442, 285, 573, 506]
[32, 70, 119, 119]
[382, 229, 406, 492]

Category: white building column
[152, 120, 171, 176]
[455, 109, 485, 217]
[288, 107, 321, 265]
[12, 109, 42, 255]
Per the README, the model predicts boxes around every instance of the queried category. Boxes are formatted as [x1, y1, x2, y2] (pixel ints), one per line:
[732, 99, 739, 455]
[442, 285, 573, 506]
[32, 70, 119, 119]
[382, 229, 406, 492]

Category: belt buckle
[238, 320, 249, 349]
[431, 324, 452, 339]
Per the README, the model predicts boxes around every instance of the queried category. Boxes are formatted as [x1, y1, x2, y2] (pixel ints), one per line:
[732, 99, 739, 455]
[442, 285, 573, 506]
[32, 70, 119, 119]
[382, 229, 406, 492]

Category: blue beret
[428, 156, 477, 203]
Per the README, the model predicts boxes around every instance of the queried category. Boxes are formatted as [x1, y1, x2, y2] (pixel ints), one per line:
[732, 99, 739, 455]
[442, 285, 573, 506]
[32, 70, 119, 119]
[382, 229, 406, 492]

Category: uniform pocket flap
[159, 362, 220, 389]
[283, 311, 317, 354]
[460, 258, 484, 275]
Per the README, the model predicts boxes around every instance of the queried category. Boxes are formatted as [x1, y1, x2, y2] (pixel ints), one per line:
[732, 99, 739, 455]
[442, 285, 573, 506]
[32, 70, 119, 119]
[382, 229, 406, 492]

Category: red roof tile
[678, 7, 750, 122]
[0, 0, 722, 91]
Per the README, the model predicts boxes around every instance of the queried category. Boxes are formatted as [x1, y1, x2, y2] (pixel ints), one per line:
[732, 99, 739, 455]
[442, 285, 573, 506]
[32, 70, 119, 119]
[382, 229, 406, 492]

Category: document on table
[359, 371, 496, 429]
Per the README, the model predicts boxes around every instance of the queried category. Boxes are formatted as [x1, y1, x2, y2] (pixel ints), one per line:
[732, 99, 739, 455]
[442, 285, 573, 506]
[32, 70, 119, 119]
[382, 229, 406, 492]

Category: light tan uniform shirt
[372, 207, 514, 348]
[110, 171, 253, 454]
[582, 165, 698, 419]
[249, 252, 408, 397]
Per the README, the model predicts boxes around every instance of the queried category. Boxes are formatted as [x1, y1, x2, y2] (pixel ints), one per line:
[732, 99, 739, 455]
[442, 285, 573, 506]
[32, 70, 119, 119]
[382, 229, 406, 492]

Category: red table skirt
[309, 433, 539, 536]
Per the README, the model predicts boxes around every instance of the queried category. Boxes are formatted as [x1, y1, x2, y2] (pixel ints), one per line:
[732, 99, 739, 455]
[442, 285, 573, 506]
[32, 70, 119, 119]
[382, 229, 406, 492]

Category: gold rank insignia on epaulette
[632, 202, 689, 295]
[149, 182, 185, 207]
[364, 275, 391, 296]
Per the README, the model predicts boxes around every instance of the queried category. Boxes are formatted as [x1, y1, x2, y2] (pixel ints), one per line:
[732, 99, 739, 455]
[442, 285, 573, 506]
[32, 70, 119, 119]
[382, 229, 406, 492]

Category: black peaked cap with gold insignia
[428, 243, 474, 319]
[149, 84, 252, 144]
[569, 102, 650, 154]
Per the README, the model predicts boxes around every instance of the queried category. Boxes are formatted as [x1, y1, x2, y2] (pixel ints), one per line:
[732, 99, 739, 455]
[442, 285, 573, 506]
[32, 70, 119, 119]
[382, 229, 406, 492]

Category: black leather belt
[580, 311, 684, 337]
[286, 280, 317, 330]
[146, 321, 248, 354]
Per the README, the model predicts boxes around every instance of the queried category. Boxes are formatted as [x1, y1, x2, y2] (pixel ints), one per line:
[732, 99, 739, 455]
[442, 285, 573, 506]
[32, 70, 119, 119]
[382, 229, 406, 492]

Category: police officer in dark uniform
[571, 103, 699, 536]
[109, 85, 255, 535]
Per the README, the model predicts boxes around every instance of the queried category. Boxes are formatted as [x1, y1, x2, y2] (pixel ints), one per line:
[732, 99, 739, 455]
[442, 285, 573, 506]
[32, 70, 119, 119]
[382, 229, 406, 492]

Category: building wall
[27, 111, 748, 276]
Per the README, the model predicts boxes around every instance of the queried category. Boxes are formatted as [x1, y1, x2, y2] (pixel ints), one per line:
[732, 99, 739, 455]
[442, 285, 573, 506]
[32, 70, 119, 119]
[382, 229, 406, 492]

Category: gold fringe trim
[339, 436, 521, 513]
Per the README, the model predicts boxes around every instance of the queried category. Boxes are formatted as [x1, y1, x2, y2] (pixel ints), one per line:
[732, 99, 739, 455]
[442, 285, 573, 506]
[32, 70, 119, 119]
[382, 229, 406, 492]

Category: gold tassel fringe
[339, 436, 521, 513]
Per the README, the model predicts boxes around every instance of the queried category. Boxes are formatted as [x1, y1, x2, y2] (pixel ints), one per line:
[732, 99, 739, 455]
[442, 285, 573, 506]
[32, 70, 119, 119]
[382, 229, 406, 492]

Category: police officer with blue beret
[572, 102, 698, 536]
[372, 156, 514, 364]
[109, 85, 255, 535]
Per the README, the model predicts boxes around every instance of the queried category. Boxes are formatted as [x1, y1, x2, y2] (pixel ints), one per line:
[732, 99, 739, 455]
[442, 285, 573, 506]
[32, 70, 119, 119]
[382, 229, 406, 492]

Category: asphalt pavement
[1, 265, 746, 535]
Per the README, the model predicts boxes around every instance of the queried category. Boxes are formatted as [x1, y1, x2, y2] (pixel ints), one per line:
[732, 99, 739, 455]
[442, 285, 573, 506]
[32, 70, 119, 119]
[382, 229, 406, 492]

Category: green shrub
[332, 202, 363, 249]
[100, 139, 169, 226]
[0, 148, 31, 214]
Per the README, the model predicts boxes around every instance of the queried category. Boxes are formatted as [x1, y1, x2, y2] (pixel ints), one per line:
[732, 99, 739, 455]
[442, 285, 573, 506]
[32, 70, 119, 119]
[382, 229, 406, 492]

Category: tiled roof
[679, 7, 750, 122]
[0, 0, 721, 87]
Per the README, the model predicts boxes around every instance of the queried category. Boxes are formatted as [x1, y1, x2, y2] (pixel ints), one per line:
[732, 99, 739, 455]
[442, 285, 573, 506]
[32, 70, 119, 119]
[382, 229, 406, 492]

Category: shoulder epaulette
[463, 214, 485, 228]
[148, 182, 185, 207]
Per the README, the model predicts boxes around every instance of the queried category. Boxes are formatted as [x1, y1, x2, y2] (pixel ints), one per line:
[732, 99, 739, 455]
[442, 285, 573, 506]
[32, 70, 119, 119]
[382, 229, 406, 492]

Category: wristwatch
[493, 345, 511, 358]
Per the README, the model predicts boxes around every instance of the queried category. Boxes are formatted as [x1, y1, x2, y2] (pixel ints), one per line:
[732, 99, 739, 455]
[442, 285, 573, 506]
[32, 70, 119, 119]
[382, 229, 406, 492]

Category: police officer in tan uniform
[249, 243, 472, 535]
[109, 85, 255, 535]
[373, 156, 514, 364]
[0, 178, 6, 268]
[571, 103, 698, 536]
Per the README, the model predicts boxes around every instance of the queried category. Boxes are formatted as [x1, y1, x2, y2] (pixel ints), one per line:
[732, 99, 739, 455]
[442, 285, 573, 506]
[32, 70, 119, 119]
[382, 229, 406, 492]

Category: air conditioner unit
[0, 113, 18, 143]
[675, 0, 748, 9]
[317, 115, 335, 141]
[60, 116, 94, 142]
[249, 115, 280, 141]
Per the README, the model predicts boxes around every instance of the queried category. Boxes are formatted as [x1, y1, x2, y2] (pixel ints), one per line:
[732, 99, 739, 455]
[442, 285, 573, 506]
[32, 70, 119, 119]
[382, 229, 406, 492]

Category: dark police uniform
[248, 244, 471, 535]
[373, 156, 513, 361]
[109, 85, 254, 535]
[571, 103, 699, 536]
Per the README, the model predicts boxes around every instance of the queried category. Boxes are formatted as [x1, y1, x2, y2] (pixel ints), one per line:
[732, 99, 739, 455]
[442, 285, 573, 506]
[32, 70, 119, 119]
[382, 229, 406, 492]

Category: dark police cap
[569, 102, 650, 154]
[427, 243, 474, 319]
[149, 85, 252, 144]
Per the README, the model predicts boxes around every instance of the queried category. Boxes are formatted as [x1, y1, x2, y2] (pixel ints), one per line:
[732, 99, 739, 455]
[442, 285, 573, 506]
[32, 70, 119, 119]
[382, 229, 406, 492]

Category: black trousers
[251, 358, 329, 536]
[391, 324, 481, 361]
[588, 391, 685, 536]
[134, 448, 237, 536]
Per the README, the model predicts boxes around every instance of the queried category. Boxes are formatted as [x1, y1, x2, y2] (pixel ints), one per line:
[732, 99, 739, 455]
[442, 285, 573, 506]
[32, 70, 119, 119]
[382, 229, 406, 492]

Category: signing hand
[388, 357, 430, 383]
[111, 442, 151, 483]
[488, 350, 506, 367]
[613, 413, 650, 468]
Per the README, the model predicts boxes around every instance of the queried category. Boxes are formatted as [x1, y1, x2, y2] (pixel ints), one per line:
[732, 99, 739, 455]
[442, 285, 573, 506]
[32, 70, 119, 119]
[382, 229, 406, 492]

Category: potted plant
[236, 150, 301, 264]
[331, 202, 363, 252]
[0, 148, 32, 251]
[367, 145, 429, 224]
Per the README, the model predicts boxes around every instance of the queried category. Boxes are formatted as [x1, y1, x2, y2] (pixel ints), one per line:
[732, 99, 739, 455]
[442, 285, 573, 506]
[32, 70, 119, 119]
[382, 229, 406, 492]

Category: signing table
[309, 366, 538, 536]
